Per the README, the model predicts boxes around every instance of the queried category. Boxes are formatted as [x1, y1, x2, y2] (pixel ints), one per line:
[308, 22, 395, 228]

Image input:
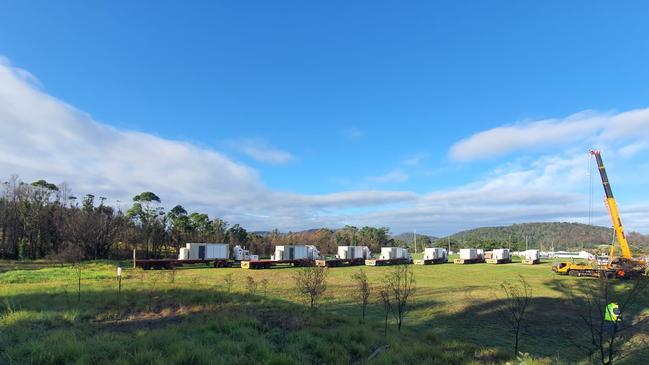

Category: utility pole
[414, 229, 417, 253]
[525, 236, 529, 251]
[447, 235, 451, 253]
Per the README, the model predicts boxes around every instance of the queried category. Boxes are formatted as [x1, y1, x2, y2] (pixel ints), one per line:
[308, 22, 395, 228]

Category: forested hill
[433, 222, 649, 252]
[392, 233, 438, 245]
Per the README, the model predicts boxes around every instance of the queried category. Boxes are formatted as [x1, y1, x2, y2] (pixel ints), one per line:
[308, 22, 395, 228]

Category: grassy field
[0, 257, 647, 365]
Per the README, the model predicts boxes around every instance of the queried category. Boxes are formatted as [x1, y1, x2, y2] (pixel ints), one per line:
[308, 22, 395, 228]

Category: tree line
[0, 176, 397, 260]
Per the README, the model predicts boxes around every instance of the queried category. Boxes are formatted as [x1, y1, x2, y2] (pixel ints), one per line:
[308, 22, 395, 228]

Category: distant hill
[434, 222, 649, 253]
[253, 222, 649, 254]
[392, 232, 438, 244]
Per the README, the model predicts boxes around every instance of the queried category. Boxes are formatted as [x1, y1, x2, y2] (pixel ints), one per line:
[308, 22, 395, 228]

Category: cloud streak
[235, 138, 296, 165]
[450, 109, 649, 161]
[367, 169, 409, 184]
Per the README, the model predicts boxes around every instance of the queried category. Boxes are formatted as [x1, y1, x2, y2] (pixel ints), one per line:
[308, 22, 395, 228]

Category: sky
[1, 1, 649, 235]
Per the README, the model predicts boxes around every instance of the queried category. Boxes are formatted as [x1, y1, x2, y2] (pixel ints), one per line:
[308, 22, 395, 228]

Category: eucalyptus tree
[127, 192, 166, 257]
[226, 224, 248, 246]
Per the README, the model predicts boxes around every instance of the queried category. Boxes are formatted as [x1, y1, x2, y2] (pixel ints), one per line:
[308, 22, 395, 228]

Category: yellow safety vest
[605, 303, 620, 322]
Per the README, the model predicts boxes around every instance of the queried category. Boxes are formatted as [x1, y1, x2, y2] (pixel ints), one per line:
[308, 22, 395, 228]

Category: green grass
[0, 259, 647, 364]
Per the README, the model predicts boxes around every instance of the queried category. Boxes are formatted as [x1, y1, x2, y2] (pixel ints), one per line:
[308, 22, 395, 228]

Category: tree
[351, 269, 371, 323]
[246, 276, 258, 295]
[571, 274, 649, 365]
[223, 273, 234, 293]
[211, 218, 228, 242]
[357, 226, 391, 253]
[497, 275, 532, 356]
[379, 287, 391, 336]
[133, 192, 161, 204]
[314, 228, 336, 254]
[260, 278, 270, 297]
[126, 192, 165, 258]
[294, 266, 328, 310]
[167, 205, 191, 248]
[383, 265, 416, 331]
[226, 224, 248, 246]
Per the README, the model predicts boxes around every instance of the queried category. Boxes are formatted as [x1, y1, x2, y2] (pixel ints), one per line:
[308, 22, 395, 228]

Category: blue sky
[1, 1, 649, 235]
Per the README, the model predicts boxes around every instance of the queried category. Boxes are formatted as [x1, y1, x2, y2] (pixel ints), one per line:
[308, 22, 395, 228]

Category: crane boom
[590, 150, 633, 259]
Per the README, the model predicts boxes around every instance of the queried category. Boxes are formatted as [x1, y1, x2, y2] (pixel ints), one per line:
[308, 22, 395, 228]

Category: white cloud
[234, 138, 295, 164]
[0, 59, 411, 231]
[1, 58, 648, 234]
[403, 153, 427, 166]
[449, 109, 649, 161]
[367, 169, 409, 183]
[618, 141, 649, 158]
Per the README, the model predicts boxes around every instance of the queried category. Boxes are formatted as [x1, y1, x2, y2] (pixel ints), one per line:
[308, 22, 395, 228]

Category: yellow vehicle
[552, 261, 601, 277]
[554, 150, 646, 279]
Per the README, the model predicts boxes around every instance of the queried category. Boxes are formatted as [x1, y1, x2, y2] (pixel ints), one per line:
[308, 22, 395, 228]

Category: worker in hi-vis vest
[605, 302, 621, 323]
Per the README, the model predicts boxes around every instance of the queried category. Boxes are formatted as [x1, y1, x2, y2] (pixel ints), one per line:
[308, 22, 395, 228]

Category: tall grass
[0, 260, 646, 364]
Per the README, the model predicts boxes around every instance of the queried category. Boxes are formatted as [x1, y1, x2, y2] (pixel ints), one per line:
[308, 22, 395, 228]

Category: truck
[553, 151, 647, 279]
[365, 247, 412, 266]
[315, 246, 371, 267]
[454, 249, 485, 264]
[241, 245, 320, 269]
[414, 247, 448, 265]
[134, 243, 257, 269]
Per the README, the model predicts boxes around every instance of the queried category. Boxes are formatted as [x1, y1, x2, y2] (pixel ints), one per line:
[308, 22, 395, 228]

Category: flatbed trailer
[453, 258, 485, 264]
[413, 258, 447, 265]
[567, 268, 617, 278]
[134, 258, 236, 270]
[241, 259, 314, 269]
[365, 258, 411, 266]
[315, 258, 365, 267]
[486, 258, 512, 264]
[521, 259, 541, 265]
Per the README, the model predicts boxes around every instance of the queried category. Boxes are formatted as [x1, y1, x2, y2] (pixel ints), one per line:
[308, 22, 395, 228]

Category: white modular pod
[524, 249, 540, 261]
[337, 246, 371, 259]
[295, 245, 309, 259]
[273, 246, 283, 261]
[336, 246, 349, 259]
[273, 245, 310, 261]
[396, 247, 410, 259]
[493, 249, 510, 260]
[355, 246, 371, 259]
[460, 249, 478, 260]
[209, 244, 229, 259]
[380, 247, 410, 260]
[185, 243, 229, 260]
[424, 248, 447, 260]
[380, 247, 395, 260]
[178, 247, 189, 260]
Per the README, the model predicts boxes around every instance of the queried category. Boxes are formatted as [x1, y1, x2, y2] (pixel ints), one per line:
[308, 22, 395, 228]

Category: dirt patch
[93, 304, 212, 332]
[251, 307, 305, 331]
[93, 300, 307, 333]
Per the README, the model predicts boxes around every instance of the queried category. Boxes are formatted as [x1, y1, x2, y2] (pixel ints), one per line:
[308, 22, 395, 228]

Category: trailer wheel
[568, 270, 579, 277]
